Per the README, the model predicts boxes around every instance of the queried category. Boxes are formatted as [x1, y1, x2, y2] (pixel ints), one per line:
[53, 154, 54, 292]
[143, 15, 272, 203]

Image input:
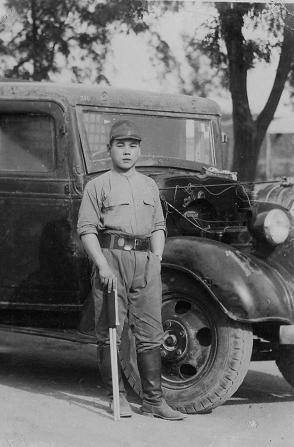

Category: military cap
[109, 120, 141, 143]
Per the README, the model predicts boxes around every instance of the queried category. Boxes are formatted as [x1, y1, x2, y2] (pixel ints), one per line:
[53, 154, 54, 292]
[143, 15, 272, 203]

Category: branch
[5, 28, 24, 47]
[11, 55, 31, 71]
[49, 41, 57, 67]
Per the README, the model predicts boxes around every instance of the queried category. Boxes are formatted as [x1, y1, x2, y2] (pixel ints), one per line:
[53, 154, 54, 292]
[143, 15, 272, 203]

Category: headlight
[264, 209, 290, 244]
[251, 209, 290, 245]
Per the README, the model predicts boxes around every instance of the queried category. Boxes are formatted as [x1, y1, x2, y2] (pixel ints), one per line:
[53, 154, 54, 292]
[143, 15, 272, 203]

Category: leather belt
[98, 232, 151, 252]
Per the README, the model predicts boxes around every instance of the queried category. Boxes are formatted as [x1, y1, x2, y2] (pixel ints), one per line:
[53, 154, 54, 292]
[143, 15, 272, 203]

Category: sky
[0, 1, 292, 122]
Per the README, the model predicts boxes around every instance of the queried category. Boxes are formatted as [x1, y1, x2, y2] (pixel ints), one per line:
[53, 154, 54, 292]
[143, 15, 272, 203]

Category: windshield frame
[76, 105, 217, 174]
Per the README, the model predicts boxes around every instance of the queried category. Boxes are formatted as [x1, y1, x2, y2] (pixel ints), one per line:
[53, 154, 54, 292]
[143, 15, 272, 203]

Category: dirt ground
[0, 329, 294, 447]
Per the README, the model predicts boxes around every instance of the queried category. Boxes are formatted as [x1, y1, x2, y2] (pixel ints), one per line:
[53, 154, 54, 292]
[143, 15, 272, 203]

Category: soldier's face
[109, 138, 141, 172]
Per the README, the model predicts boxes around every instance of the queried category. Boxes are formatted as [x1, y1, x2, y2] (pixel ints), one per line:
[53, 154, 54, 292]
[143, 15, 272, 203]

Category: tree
[0, 0, 145, 82]
[0, 0, 77, 80]
[212, 3, 294, 181]
[74, 0, 147, 83]
[143, 2, 294, 181]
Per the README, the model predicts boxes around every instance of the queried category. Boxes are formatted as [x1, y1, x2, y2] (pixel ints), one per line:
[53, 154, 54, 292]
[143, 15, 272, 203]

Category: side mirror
[221, 132, 228, 144]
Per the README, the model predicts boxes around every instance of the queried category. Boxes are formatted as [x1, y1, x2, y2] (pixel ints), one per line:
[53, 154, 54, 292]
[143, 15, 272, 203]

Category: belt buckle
[123, 237, 133, 251]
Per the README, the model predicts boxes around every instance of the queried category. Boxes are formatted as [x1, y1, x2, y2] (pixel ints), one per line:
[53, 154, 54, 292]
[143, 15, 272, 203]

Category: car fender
[163, 237, 294, 324]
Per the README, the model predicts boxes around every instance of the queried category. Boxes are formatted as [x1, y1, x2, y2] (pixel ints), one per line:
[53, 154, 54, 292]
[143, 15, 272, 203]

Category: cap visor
[112, 135, 141, 141]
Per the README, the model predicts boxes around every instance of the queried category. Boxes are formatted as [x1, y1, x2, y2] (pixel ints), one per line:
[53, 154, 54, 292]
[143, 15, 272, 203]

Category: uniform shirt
[77, 169, 166, 237]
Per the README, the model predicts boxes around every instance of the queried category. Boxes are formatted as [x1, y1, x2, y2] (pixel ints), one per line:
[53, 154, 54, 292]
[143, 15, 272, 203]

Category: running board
[0, 324, 97, 345]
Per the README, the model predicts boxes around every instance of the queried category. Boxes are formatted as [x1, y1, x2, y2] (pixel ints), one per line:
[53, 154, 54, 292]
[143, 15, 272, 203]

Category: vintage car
[0, 81, 294, 415]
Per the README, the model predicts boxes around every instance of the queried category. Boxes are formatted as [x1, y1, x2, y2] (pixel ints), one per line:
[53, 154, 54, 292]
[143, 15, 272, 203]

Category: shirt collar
[111, 168, 138, 179]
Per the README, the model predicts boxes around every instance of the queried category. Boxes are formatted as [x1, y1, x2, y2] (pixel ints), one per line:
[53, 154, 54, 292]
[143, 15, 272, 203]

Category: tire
[276, 346, 294, 387]
[120, 268, 253, 414]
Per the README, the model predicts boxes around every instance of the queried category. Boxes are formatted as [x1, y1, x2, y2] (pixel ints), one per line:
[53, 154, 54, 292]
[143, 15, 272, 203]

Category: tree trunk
[232, 123, 260, 181]
[31, 0, 38, 80]
[30, 0, 46, 81]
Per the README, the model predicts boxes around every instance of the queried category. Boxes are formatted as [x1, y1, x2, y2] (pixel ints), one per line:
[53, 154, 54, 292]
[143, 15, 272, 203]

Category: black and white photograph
[0, 1, 294, 446]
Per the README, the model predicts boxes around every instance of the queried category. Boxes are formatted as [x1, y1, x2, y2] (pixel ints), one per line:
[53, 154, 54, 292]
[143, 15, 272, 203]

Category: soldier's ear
[107, 143, 111, 152]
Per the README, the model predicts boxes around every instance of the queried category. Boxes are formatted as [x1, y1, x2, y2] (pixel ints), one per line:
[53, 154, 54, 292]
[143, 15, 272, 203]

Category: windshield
[77, 109, 216, 173]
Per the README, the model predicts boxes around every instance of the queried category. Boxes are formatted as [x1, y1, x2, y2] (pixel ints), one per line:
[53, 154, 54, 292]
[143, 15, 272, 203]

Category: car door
[0, 99, 81, 328]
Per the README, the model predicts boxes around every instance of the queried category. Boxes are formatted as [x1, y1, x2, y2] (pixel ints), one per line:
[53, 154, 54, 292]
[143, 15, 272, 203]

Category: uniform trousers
[92, 249, 164, 353]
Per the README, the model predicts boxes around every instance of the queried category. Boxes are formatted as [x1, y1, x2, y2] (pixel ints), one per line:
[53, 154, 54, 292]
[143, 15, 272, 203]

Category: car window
[0, 113, 55, 172]
[77, 109, 215, 173]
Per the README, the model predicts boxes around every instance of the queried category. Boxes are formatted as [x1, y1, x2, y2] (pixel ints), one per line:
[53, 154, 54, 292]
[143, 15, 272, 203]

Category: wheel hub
[161, 294, 215, 386]
[162, 319, 187, 360]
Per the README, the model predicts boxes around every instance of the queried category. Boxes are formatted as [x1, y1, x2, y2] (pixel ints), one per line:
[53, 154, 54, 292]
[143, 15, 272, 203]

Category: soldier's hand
[98, 261, 117, 293]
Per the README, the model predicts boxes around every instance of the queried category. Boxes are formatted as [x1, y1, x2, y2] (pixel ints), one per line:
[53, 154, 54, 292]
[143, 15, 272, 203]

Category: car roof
[0, 81, 221, 116]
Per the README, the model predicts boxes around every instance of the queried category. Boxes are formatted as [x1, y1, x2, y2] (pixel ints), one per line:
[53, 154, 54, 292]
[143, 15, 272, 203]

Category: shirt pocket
[102, 196, 130, 230]
[103, 197, 130, 209]
[143, 196, 155, 207]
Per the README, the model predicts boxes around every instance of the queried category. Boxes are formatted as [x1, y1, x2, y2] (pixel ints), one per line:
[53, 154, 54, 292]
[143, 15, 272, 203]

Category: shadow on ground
[225, 365, 294, 406]
[0, 330, 141, 420]
[0, 330, 293, 415]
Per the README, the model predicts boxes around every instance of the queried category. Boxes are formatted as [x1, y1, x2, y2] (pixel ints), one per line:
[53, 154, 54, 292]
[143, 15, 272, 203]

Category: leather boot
[97, 345, 132, 418]
[137, 348, 185, 420]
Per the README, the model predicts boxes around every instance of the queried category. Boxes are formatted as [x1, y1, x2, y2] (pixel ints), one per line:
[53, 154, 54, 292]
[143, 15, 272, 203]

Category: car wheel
[120, 268, 253, 414]
[276, 346, 294, 387]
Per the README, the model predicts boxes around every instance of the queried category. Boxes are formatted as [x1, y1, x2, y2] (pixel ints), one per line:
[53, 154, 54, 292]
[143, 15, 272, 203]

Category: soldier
[77, 119, 184, 420]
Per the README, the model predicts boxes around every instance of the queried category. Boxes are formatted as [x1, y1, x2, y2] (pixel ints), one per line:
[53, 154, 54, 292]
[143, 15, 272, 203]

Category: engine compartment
[150, 169, 253, 248]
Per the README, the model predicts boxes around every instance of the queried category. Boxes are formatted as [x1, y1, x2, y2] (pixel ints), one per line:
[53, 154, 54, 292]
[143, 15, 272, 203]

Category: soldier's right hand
[98, 261, 117, 293]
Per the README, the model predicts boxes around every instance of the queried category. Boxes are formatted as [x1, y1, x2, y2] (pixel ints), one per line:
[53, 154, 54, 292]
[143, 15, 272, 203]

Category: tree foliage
[0, 0, 145, 81]
[141, 2, 294, 181]
[1, 0, 77, 80]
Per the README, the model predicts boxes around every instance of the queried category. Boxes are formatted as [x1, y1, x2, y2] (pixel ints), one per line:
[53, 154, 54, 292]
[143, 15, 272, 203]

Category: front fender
[163, 237, 294, 324]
